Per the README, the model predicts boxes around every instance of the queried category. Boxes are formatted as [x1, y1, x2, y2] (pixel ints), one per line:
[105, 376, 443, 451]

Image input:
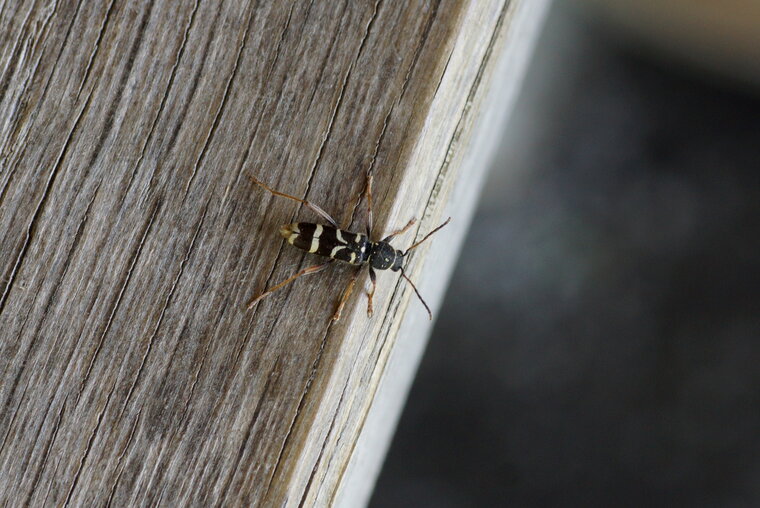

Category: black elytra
[246, 175, 450, 321]
[280, 222, 404, 271]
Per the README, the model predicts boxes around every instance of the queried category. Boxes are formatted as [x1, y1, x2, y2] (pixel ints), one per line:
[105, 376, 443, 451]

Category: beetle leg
[247, 260, 335, 310]
[251, 176, 338, 227]
[367, 267, 377, 317]
[332, 266, 362, 321]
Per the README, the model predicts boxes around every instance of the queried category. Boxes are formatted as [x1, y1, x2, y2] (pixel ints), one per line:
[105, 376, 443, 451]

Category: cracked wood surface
[0, 0, 523, 505]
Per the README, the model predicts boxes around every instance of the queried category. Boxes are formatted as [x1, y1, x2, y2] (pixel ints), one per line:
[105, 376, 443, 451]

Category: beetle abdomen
[280, 222, 369, 265]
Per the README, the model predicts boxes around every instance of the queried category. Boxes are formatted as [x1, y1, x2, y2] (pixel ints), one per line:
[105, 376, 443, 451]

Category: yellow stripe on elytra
[308, 224, 323, 253]
[281, 223, 300, 245]
[335, 229, 347, 244]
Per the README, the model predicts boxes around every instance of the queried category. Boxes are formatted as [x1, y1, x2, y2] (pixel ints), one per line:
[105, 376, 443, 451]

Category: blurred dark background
[372, 3, 760, 507]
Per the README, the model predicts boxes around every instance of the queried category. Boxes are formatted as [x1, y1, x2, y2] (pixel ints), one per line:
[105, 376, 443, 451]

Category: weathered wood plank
[0, 0, 531, 505]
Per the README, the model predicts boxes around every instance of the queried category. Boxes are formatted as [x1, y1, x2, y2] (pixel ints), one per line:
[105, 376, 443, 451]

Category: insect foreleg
[382, 217, 417, 242]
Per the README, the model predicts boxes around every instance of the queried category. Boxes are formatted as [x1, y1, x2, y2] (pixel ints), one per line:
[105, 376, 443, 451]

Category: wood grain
[0, 0, 525, 505]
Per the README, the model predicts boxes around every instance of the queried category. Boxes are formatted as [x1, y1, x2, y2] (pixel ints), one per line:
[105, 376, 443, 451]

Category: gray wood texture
[0, 0, 526, 505]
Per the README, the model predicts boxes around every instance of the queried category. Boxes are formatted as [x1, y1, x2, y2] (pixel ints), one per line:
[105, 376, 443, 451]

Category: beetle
[246, 174, 450, 321]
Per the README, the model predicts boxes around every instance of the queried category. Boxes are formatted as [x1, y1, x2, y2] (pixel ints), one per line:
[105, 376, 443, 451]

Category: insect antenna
[397, 217, 450, 320]
[403, 217, 451, 256]
[400, 269, 432, 320]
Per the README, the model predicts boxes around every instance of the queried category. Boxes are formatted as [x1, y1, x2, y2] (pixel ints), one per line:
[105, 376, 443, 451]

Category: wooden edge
[335, 1, 552, 505]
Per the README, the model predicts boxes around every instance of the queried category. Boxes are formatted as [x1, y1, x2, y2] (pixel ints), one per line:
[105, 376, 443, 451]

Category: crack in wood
[62, 383, 117, 508]
[0, 182, 100, 438]
[86, 1, 157, 173]
[181, 2, 259, 201]
[23, 394, 68, 506]
[152, 8, 223, 197]
[263, 0, 298, 85]
[217, 362, 281, 505]
[125, 0, 200, 202]
[0, 1, 59, 170]
[0, 368, 31, 463]
[0, 4, 36, 109]
[74, 0, 117, 101]
[118, 199, 211, 419]
[0, 83, 102, 458]
[40, 457, 61, 507]
[74, 200, 162, 408]
[398, 0, 442, 102]
[304, 0, 349, 112]
[0, 83, 96, 314]
[104, 408, 142, 508]
[260, 319, 334, 505]
[300, 372, 352, 506]
[0, 0, 82, 204]
[36, 182, 101, 335]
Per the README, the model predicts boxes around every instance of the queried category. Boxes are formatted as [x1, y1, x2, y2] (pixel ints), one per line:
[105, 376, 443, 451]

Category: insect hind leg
[247, 259, 335, 310]
[251, 176, 338, 227]
[332, 266, 363, 321]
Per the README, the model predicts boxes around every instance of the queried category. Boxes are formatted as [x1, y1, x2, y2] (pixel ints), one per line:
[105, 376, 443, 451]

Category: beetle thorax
[370, 241, 403, 271]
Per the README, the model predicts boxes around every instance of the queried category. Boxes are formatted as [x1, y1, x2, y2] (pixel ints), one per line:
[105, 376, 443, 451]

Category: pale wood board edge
[335, 1, 552, 506]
